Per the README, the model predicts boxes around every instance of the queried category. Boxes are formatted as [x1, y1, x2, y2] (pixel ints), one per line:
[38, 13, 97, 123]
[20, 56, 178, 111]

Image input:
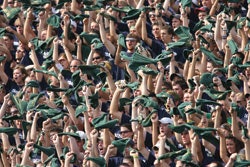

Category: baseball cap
[159, 117, 174, 125]
[194, 6, 209, 14]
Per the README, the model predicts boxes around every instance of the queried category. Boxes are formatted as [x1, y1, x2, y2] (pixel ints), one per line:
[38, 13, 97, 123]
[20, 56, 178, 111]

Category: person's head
[227, 1, 241, 13]
[122, 156, 134, 167]
[10, 105, 22, 128]
[90, 21, 99, 34]
[207, 61, 216, 72]
[160, 26, 174, 44]
[152, 23, 161, 39]
[49, 126, 63, 146]
[58, 53, 70, 69]
[125, 33, 139, 52]
[220, 123, 232, 135]
[133, 88, 141, 97]
[170, 73, 184, 83]
[129, 26, 137, 34]
[148, 11, 157, 24]
[7, 0, 14, 7]
[235, 92, 246, 108]
[14, 18, 24, 34]
[40, 29, 47, 41]
[69, 59, 82, 73]
[171, 14, 182, 29]
[15, 47, 26, 64]
[13, 65, 28, 85]
[120, 123, 133, 139]
[92, 50, 105, 65]
[97, 138, 107, 156]
[201, 0, 212, 9]
[3, 33, 14, 49]
[244, 67, 250, 79]
[75, 131, 86, 152]
[198, 11, 208, 21]
[126, 20, 136, 29]
[183, 90, 195, 103]
[181, 129, 191, 147]
[195, 7, 209, 21]
[225, 135, 244, 155]
[172, 80, 188, 100]
[159, 117, 173, 136]
[165, 90, 181, 107]
[211, 109, 227, 125]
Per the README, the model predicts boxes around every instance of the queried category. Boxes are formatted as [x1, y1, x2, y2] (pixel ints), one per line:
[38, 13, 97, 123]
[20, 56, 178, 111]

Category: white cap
[76, 131, 87, 140]
[71, 20, 77, 28]
[159, 117, 173, 125]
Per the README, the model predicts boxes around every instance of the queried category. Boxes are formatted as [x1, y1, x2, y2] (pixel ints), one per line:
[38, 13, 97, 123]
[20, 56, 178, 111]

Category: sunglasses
[149, 14, 156, 17]
[93, 56, 101, 60]
[125, 38, 136, 42]
[70, 65, 79, 68]
[120, 130, 131, 134]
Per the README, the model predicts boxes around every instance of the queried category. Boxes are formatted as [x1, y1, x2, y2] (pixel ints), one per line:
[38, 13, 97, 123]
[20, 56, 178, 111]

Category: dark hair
[13, 64, 28, 81]
[94, 50, 105, 59]
[120, 123, 132, 132]
[225, 135, 244, 155]
[71, 58, 83, 65]
[172, 80, 188, 90]
[119, 163, 131, 167]
[50, 126, 63, 133]
[126, 33, 140, 42]
[208, 161, 223, 167]
[4, 33, 14, 40]
[161, 25, 175, 36]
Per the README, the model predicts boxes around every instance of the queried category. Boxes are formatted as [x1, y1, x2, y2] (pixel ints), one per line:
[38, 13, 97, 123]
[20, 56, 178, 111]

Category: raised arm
[76, 36, 84, 63]
[187, 49, 200, 80]
[62, 95, 83, 130]
[230, 107, 241, 141]
[217, 128, 229, 163]
[154, 62, 165, 94]
[209, 0, 219, 16]
[137, 124, 150, 161]
[0, 59, 8, 85]
[30, 112, 40, 141]
[214, 13, 223, 51]
[109, 12, 118, 42]
[97, 13, 116, 56]
[28, 42, 43, 82]
[114, 44, 126, 68]
[23, 9, 36, 41]
[109, 87, 123, 123]
[5, 26, 28, 46]
[62, 15, 76, 52]
[137, 70, 149, 96]
[141, 12, 152, 46]
[151, 113, 159, 146]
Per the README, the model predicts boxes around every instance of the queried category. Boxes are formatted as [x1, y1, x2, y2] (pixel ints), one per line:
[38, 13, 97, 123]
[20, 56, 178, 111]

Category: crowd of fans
[0, 0, 249, 166]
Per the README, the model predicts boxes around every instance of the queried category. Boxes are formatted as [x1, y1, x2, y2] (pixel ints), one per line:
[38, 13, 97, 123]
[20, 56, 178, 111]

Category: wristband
[222, 35, 227, 39]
